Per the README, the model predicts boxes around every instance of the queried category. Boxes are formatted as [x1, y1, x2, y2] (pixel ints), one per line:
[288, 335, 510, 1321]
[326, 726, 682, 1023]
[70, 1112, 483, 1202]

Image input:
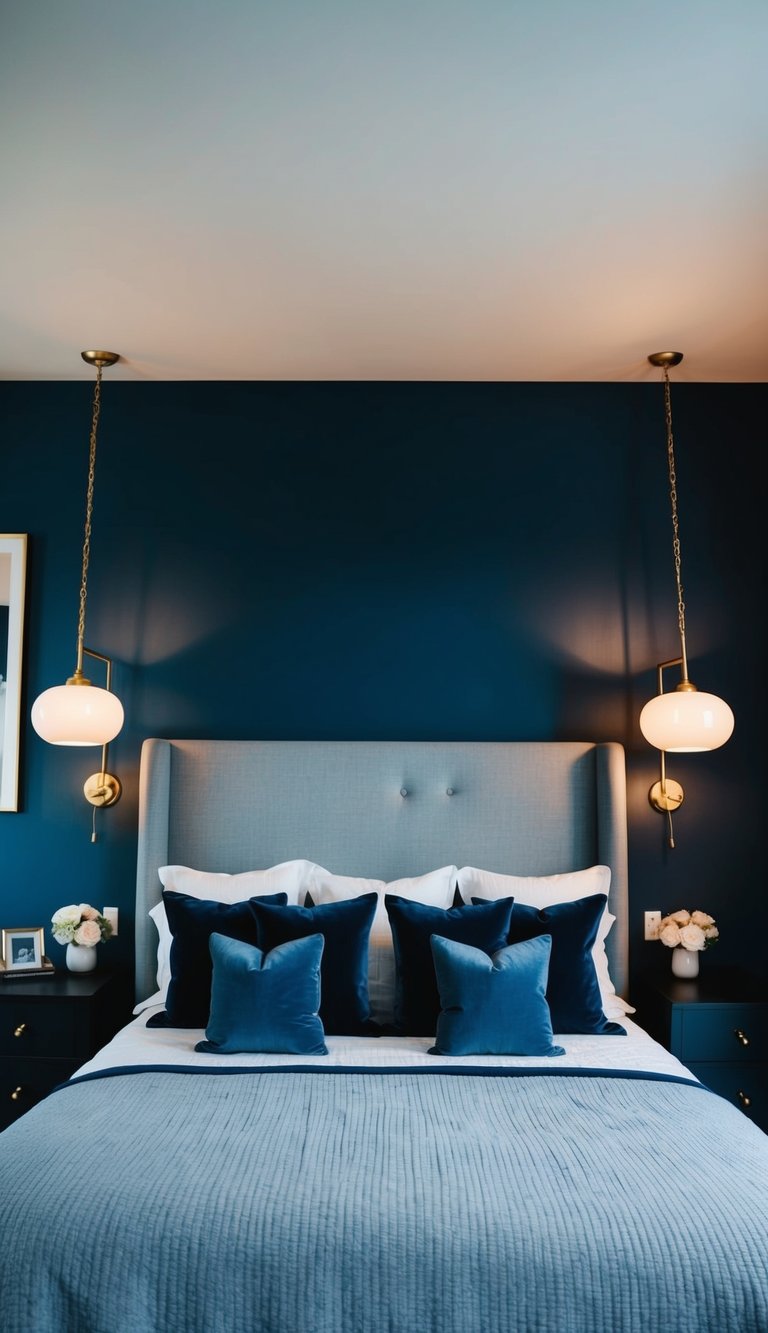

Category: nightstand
[0, 971, 130, 1131]
[633, 967, 767, 1134]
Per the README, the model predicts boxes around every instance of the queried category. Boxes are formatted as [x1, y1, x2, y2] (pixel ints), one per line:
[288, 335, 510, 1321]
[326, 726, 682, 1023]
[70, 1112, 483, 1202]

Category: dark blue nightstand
[633, 967, 767, 1134]
[0, 971, 131, 1130]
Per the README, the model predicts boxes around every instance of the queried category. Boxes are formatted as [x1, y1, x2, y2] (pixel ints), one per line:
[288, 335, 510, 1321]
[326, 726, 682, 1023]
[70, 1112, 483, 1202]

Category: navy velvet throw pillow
[195, 932, 328, 1056]
[249, 892, 378, 1035]
[385, 895, 515, 1036]
[429, 933, 565, 1057]
[147, 889, 288, 1029]
[473, 892, 625, 1036]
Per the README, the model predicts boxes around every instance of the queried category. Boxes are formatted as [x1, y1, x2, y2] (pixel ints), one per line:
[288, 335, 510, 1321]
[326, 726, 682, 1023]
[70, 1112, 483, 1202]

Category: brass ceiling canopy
[647, 351, 683, 369]
[81, 350, 120, 368]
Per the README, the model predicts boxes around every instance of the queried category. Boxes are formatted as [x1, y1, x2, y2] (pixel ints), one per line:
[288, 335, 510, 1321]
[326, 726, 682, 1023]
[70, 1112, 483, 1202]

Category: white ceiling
[1, 1, 767, 383]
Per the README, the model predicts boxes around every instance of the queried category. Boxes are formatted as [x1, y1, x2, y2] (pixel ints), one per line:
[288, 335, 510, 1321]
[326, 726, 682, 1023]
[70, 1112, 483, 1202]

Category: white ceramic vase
[671, 946, 699, 979]
[66, 942, 98, 973]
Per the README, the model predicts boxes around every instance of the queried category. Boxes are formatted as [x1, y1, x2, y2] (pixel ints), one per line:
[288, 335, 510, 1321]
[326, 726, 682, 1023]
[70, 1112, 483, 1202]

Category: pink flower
[78, 904, 99, 921]
[74, 919, 102, 947]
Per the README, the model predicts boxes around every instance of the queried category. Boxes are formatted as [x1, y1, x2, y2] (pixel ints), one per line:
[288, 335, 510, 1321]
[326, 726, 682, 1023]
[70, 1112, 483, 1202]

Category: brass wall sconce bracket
[646, 658, 685, 845]
[648, 777, 684, 813]
[83, 772, 122, 808]
[80, 648, 122, 812]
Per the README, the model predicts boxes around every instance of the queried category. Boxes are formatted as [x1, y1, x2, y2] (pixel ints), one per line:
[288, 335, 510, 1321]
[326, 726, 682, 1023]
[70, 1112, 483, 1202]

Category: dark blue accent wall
[1, 382, 765, 989]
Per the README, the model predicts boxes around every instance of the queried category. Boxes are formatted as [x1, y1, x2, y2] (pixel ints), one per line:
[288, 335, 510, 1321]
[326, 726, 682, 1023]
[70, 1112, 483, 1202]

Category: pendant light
[639, 351, 734, 846]
[31, 351, 124, 828]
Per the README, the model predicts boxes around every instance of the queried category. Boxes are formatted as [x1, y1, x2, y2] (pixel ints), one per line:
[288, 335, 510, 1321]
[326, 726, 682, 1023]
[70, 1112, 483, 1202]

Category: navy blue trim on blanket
[56, 1063, 706, 1094]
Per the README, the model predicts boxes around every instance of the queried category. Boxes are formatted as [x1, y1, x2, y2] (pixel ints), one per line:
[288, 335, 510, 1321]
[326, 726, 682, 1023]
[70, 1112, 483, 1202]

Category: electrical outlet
[644, 910, 661, 941]
[103, 906, 118, 937]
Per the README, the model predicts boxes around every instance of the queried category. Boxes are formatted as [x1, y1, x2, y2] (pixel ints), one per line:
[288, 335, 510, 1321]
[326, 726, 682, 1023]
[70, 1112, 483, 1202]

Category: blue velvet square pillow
[147, 890, 288, 1029]
[473, 892, 626, 1036]
[248, 893, 378, 1035]
[384, 895, 515, 1036]
[429, 933, 565, 1057]
[195, 932, 328, 1055]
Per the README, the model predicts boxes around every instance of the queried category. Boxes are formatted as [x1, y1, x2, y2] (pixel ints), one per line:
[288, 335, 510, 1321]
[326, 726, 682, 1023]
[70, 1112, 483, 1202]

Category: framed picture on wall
[0, 534, 28, 812]
[1, 926, 45, 972]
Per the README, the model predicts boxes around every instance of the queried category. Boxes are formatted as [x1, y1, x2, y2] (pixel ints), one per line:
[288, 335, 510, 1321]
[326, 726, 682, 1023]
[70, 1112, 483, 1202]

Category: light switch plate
[644, 910, 661, 941]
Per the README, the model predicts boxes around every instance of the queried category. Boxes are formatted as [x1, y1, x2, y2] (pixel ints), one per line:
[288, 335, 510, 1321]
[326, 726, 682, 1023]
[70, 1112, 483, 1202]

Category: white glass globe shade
[639, 689, 734, 752]
[31, 684, 124, 746]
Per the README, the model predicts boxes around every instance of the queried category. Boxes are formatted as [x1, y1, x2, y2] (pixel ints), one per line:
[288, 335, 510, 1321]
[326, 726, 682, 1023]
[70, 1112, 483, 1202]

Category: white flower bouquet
[655, 909, 719, 953]
[51, 903, 113, 948]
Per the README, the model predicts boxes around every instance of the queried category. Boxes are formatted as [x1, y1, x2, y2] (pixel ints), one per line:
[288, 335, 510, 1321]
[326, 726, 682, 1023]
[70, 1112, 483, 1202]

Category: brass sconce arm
[80, 647, 122, 820]
[647, 658, 685, 851]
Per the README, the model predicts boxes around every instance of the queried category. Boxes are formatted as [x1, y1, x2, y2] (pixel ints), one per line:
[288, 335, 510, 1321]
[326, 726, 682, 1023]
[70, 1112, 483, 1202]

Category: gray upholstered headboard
[135, 739, 629, 1003]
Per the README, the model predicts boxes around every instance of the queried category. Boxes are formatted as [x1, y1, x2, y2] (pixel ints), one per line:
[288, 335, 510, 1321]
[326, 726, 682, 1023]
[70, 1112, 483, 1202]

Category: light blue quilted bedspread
[1, 1066, 767, 1333]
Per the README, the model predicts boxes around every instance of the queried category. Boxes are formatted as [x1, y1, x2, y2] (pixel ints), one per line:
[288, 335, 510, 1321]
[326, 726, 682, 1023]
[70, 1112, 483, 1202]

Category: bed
[1, 738, 767, 1333]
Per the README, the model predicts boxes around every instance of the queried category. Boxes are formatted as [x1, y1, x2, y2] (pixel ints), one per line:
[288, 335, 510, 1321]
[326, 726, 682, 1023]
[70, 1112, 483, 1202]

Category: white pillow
[455, 865, 634, 1016]
[135, 860, 318, 1013]
[159, 861, 317, 904]
[307, 864, 458, 1025]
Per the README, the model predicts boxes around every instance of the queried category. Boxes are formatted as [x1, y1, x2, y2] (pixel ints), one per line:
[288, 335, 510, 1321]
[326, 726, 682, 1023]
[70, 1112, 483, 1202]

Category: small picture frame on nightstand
[1, 926, 46, 972]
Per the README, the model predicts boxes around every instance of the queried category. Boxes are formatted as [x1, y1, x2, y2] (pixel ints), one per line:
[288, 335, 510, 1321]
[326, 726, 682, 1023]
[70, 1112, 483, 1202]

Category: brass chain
[76, 363, 103, 654]
[662, 365, 687, 655]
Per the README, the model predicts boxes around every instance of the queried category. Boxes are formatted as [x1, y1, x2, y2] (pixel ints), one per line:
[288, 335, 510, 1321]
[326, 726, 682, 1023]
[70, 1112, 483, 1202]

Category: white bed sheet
[73, 1007, 697, 1082]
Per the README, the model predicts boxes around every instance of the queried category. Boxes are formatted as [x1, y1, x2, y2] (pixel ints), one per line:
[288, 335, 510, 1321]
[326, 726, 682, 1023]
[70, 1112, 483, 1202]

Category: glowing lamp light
[31, 683, 124, 747]
[639, 688, 734, 753]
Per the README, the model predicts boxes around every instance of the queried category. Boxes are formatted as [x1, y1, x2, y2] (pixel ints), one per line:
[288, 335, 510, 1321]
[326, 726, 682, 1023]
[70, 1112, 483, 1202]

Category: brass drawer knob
[734, 1029, 750, 1047]
[10, 1087, 23, 1102]
[13, 1022, 27, 1038]
[737, 1090, 752, 1109]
